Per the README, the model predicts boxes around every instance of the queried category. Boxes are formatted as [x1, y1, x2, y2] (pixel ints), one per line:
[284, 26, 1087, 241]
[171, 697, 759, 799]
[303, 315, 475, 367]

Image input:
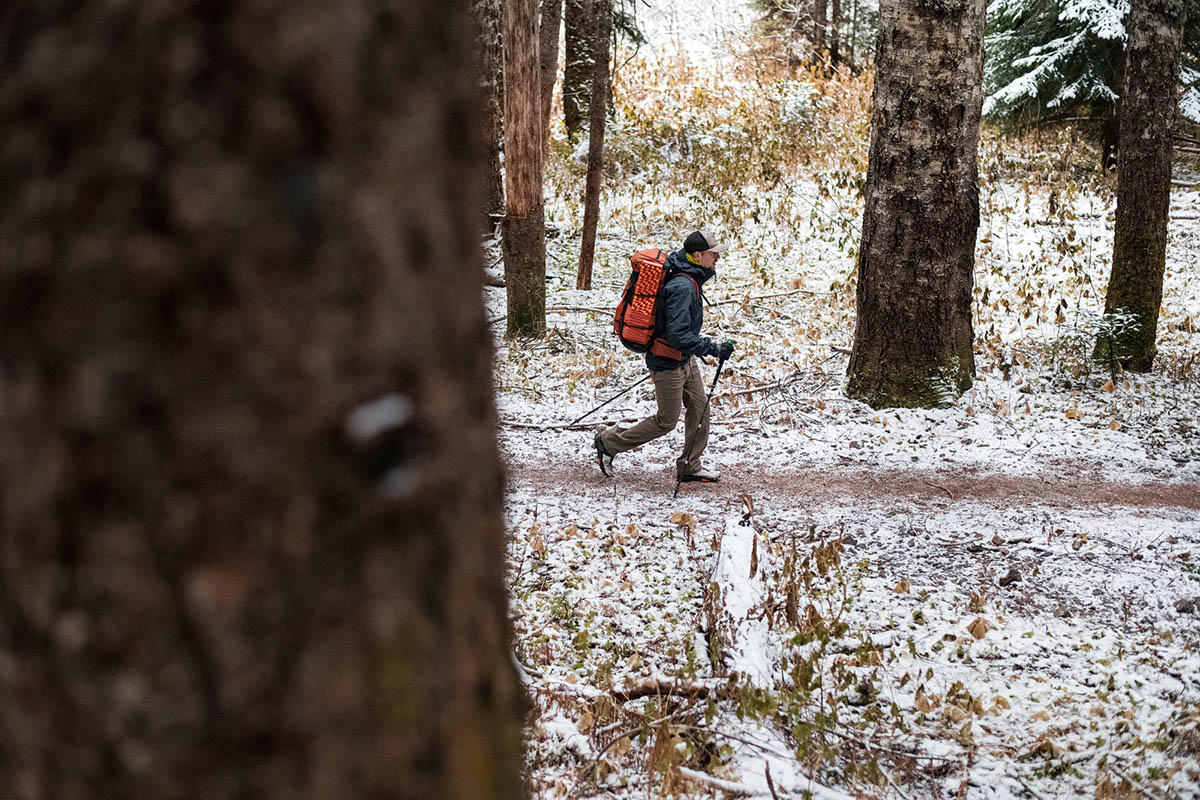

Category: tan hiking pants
[598, 357, 709, 476]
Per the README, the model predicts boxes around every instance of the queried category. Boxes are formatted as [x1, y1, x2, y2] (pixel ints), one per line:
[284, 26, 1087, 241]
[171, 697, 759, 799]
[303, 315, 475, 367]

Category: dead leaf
[1102, 378, 1116, 393]
[893, 579, 911, 593]
[625, 523, 640, 538]
[1065, 405, 1083, 420]
[670, 512, 696, 533]
[531, 534, 546, 556]
[945, 704, 969, 722]
[1108, 419, 1121, 431]
[914, 687, 937, 713]
[992, 695, 1011, 710]
[563, 523, 579, 538]
[967, 617, 989, 639]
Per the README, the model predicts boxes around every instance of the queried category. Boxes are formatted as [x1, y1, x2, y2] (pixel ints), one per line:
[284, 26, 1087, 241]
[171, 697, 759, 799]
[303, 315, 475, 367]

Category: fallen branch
[677, 766, 757, 796]
[547, 305, 611, 315]
[710, 287, 831, 307]
[611, 679, 712, 702]
[499, 418, 632, 431]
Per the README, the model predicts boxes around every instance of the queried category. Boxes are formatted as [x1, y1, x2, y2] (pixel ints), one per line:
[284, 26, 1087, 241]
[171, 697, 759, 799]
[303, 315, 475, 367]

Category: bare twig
[1008, 772, 1050, 800]
[765, 761, 782, 800]
[922, 480, 955, 501]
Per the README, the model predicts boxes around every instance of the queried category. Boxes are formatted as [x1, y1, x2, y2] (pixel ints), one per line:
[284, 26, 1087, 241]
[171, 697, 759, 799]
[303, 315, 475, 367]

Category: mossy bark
[0, 1, 524, 798]
[1096, 0, 1186, 372]
[846, 0, 984, 409]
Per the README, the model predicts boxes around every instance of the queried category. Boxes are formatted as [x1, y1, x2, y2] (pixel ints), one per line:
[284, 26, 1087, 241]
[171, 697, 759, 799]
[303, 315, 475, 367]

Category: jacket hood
[667, 248, 715, 285]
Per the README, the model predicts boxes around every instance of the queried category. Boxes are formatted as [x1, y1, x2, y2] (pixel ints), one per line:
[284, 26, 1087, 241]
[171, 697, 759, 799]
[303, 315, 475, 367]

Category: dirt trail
[507, 461, 1200, 511]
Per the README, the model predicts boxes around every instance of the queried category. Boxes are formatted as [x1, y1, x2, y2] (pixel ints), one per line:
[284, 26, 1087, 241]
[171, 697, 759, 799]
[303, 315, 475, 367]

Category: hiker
[594, 229, 735, 482]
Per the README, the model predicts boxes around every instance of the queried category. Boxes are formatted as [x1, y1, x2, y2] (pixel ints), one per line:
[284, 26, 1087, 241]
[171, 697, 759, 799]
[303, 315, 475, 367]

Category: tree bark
[1097, 0, 1186, 371]
[849, 0, 859, 70]
[830, 0, 842, 67]
[563, 0, 594, 142]
[812, 0, 828, 65]
[847, 0, 985, 409]
[540, 0, 564, 147]
[0, 2, 524, 799]
[476, 0, 508, 227]
[577, 0, 614, 290]
[503, 0, 548, 336]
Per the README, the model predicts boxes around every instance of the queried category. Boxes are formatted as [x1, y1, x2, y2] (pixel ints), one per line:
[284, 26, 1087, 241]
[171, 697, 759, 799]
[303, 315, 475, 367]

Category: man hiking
[594, 229, 735, 482]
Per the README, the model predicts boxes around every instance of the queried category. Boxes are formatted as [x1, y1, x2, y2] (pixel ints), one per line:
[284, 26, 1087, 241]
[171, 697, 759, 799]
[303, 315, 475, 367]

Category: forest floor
[500, 423, 1200, 800]
[494, 13, 1200, 790]
[491, 173, 1200, 797]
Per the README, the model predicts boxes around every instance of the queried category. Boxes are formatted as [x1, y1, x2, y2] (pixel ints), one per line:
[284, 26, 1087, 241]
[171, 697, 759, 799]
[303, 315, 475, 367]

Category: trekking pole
[674, 355, 727, 499]
[566, 373, 653, 427]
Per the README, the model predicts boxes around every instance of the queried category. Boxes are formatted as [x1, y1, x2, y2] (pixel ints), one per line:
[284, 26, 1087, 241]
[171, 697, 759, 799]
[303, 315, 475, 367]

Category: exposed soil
[508, 460, 1200, 511]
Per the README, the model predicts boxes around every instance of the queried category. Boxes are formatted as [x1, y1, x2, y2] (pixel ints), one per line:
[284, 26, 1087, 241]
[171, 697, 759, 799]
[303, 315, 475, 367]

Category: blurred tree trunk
[847, 0, 984, 409]
[476, 0, 507, 229]
[830, 0, 842, 68]
[540, 0, 564, 147]
[577, 0, 614, 290]
[503, 0, 547, 335]
[563, 0, 594, 142]
[0, 2, 523, 799]
[1097, 0, 1186, 371]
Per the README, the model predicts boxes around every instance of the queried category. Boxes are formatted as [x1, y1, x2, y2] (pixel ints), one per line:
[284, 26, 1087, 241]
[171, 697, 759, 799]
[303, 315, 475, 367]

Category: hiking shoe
[678, 468, 720, 483]
[594, 434, 614, 477]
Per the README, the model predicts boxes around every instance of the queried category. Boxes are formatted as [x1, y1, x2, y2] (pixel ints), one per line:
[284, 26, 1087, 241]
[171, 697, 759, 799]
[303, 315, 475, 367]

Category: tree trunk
[849, 0, 859, 70]
[577, 0, 614, 290]
[847, 0, 985, 409]
[830, 0, 842, 68]
[1097, 0, 1186, 371]
[503, 0, 548, 336]
[477, 0, 507, 228]
[563, 0, 594, 142]
[0, 2, 523, 799]
[1101, 43, 1126, 171]
[540, 0, 565, 147]
[812, 0, 828, 65]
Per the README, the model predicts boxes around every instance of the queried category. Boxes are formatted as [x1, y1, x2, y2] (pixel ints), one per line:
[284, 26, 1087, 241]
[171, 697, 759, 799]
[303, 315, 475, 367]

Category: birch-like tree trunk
[563, 0, 594, 142]
[0, 1, 523, 798]
[1097, 0, 1186, 371]
[476, 0, 507, 227]
[577, 0, 614, 290]
[540, 0, 564, 146]
[847, 0, 985, 408]
[503, 0, 548, 335]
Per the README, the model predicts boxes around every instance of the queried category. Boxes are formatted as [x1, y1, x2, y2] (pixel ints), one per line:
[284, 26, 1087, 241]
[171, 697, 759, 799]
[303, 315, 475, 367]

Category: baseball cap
[683, 229, 729, 254]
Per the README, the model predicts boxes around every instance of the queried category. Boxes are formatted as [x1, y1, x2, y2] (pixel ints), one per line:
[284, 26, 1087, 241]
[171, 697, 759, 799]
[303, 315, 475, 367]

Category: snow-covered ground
[495, 7, 1200, 796]
[492, 169, 1200, 797]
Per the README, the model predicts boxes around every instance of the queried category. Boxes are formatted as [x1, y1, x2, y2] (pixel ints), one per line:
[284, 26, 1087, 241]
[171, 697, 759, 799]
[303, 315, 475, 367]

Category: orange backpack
[612, 249, 699, 360]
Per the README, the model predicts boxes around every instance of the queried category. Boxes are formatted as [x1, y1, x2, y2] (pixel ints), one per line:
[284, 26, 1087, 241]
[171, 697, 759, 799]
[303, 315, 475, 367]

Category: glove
[717, 340, 735, 361]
